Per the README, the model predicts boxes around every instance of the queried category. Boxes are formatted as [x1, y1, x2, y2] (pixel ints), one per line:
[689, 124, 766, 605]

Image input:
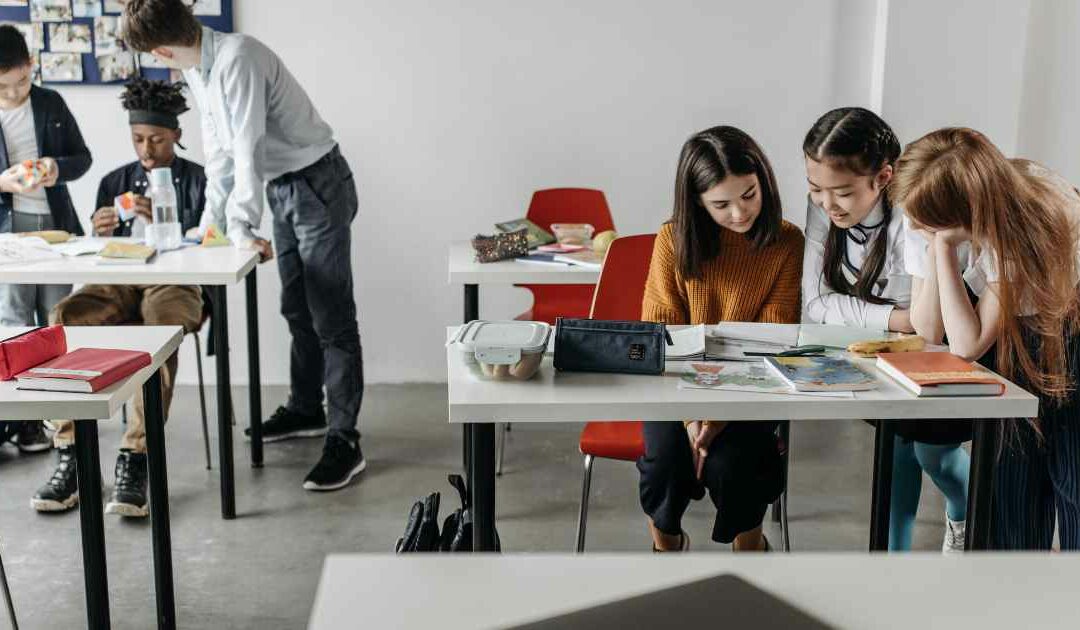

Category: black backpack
[395, 474, 500, 553]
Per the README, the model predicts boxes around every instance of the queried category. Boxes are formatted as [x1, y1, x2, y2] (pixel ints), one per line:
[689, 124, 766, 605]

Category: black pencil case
[553, 318, 671, 376]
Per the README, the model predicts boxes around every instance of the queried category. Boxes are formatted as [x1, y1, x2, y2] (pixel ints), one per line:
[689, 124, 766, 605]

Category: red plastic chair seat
[579, 421, 645, 462]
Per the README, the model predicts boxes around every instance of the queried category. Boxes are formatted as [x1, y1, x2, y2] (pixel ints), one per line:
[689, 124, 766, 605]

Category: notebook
[96, 241, 156, 265]
[515, 253, 572, 267]
[797, 324, 892, 350]
[764, 356, 878, 392]
[877, 352, 1005, 397]
[553, 250, 604, 270]
[16, 347, 152, 393]
[508, 574, 834, 629]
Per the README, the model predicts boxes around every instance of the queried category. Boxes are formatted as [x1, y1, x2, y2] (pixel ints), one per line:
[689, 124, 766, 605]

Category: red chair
[515, 188, 615, 324]
[573, 235, 791, 552]
[496, 188, 616, 475]
[573, 234, 653, 552]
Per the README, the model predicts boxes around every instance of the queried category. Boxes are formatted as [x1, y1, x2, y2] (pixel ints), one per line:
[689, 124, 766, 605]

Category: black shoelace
[49, 456, 75, 489]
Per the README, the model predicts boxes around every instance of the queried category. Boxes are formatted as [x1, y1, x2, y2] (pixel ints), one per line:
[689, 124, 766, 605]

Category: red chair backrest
[526, 188, 616, 235]
[589, 234, 657, 320]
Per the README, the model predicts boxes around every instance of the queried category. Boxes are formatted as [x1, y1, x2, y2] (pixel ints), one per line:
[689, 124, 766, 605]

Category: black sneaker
[246, 405, 328, 443]
[105, 450, 148, 518]
[302, 435, 366, 491]
[14, 421, 52, 454]
[31, 446, 79, 512]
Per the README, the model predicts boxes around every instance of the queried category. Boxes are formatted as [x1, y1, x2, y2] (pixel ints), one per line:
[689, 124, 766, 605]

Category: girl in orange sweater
[639, 126, 804, 552]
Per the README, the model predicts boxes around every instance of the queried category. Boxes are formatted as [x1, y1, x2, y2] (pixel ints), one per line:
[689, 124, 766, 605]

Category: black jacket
[95, 157, 207, 236]
[0, 85, 92, 235]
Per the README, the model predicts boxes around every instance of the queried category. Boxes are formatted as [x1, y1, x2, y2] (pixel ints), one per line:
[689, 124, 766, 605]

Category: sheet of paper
[53, 238, 107, 257]
[0, 236, 63, 266]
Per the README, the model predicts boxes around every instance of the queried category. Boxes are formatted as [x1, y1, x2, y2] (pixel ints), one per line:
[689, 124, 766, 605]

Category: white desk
[309, 554, 1080, 630]
[0, 241, 264, 519]
[446, 324, 1040, 552]
[448, 241, 602, 504]
[0, 325, 184, 630]
[448, 241, 601, 286]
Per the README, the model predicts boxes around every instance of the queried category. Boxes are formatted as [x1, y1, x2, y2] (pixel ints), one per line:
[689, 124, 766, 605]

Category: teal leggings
[889, 438, 970, 551]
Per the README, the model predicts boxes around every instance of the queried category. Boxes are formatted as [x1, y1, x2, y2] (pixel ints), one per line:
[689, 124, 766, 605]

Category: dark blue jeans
[267, 146, 363, 443]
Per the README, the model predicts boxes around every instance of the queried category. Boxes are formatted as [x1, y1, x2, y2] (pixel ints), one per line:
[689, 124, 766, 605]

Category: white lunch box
[453, 320, 551, 381]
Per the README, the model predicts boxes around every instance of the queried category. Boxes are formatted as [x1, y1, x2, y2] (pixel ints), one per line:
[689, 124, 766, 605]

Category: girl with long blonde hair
[893, 127, 1080, 549]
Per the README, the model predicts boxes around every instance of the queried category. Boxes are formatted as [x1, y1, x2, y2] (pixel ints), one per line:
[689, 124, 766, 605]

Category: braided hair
[120, 77, 189, 116]
[803, 107, 902, 305]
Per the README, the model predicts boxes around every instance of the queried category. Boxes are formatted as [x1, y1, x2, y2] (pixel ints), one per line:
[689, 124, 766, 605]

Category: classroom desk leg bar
[869, 420, 896, 552]
[966, 420, 999, 550]
[246, 269, 263, 468]
[463, 284, 478, 493]
[210, 285, 237, 520]
[143, 369, 176, 630]
[73, 421, 110, 630]
[470, 423, 498, 551]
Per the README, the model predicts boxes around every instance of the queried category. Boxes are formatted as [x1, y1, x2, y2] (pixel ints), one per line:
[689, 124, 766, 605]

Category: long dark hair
[803, 107, 902, 304]
[672, 126, 783, 280]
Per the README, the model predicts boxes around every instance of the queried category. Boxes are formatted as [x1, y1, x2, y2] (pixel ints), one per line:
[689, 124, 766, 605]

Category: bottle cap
[149, 167, 172, 188]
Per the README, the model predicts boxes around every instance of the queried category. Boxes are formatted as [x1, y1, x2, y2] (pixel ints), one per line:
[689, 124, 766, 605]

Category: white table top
[0, 326, 184, 421]
[448, 242, 601, 285]
[0, 241, 259, 286]
[446, 326, 1039, 423]
[309, 553, 1080, 630]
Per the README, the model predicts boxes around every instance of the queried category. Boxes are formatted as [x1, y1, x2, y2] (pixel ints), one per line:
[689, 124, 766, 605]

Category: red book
[877, 352, 1005, 397]
[15, 348, 152, 393]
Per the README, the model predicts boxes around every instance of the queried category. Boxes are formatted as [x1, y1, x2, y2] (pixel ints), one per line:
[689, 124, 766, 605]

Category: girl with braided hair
[802, 107, 970, 552]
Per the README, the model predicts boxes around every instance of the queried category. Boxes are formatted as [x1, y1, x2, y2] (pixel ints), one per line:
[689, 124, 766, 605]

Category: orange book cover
[878, 352, 1004, 392]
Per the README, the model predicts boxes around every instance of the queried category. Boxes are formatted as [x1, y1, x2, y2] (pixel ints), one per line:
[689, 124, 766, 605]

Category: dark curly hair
[120, 78, 189, 115]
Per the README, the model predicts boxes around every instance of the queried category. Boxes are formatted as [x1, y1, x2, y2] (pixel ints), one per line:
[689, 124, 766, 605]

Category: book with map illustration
[679, 362, 853, 398]
[764, 356, 878, 392]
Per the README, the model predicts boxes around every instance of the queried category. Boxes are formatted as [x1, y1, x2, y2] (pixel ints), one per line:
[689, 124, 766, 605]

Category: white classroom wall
[50, 0, 1078, 386]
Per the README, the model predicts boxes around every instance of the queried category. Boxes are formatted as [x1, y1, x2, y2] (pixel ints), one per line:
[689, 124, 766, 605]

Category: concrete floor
[0, 383, 953, 629]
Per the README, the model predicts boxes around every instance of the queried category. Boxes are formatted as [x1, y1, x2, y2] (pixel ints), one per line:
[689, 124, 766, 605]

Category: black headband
[128, 110, 180, 130]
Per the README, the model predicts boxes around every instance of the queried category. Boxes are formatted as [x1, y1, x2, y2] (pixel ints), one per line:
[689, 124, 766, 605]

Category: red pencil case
[0, 325, 67, 381]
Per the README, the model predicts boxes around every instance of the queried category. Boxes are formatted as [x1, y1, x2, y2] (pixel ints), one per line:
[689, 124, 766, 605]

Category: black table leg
[966, 420, 998, 550]
[470, 422, 497, 551]
[73, 421, 110, 630]
[143, 369, 176, 630]
[869, 420, 896, 552]
[209, 285, 236, 520]
[463, 284, 478, 497]
[246, 269, 263, 468]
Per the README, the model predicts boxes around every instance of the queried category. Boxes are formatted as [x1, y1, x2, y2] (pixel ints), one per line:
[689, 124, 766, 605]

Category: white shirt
[183, 27, 337, 246]
[802, 197, 911, 330]
[0, 98, 49, 215]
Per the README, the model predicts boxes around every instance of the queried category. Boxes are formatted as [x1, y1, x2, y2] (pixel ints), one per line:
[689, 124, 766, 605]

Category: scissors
[742, 345, 827, 358]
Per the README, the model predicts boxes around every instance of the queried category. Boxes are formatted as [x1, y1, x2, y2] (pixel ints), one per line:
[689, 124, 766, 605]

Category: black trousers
[638, 420, 783, 544]
[990, 325, 1080, 550]
[267, 146, 364, 443]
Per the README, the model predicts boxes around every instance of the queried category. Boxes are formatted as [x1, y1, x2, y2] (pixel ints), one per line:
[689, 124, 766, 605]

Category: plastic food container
[551, 223, 595, 246]
[454, 320, 551, 381]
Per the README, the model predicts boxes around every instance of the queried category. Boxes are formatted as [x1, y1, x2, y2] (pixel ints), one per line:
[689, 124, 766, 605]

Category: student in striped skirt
[894, 127, 1080, 550]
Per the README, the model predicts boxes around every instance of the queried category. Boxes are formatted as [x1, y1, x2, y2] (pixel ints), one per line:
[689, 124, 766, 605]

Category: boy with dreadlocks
[31, 78, 207, 518]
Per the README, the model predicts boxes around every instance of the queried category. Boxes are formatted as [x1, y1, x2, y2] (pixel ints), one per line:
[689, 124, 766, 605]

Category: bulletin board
[0, 0, 233, 85]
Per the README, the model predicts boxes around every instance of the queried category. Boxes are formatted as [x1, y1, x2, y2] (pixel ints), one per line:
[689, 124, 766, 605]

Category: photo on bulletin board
[0, 0, 233, 85]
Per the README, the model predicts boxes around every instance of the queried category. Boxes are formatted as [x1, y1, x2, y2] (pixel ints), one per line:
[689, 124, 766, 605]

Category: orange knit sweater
[642, 221, 805, 325]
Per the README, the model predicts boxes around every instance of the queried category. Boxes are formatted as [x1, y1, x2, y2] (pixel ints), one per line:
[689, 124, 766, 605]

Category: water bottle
[146, 167, 182, 251]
